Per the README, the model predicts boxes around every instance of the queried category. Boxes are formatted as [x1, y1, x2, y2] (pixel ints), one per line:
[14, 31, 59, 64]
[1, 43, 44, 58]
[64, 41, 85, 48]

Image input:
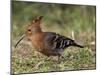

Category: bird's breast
[29, 33, 46, 51]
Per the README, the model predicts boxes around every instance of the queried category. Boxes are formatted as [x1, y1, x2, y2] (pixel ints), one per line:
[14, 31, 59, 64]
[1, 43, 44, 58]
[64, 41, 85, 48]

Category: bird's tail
[72, 42, 84, 48]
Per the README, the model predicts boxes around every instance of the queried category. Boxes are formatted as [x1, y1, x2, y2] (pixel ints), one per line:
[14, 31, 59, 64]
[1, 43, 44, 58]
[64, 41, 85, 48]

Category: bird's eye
[28, 29, 31, 31]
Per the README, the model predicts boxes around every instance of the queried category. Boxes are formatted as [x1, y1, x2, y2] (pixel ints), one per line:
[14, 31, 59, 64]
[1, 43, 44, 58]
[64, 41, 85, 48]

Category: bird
[15, 16, 84, 59]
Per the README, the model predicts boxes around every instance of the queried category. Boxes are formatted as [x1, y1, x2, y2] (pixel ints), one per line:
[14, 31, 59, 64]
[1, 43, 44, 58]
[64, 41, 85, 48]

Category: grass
[11, 1, 96, 74]
[12, 47, 96, 74]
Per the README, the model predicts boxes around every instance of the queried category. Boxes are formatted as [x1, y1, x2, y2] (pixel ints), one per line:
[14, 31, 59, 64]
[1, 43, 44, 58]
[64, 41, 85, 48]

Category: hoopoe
[15, 16, 84, 58]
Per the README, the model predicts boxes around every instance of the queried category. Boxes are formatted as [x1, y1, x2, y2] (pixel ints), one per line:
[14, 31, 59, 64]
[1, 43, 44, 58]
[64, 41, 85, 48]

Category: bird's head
[15, 16, 43, 48]
[26, 16, 43, 36]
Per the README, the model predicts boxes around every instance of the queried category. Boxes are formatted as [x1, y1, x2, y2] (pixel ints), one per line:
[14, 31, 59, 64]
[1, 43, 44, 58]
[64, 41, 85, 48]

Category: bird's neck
[32, 27, 42, 34]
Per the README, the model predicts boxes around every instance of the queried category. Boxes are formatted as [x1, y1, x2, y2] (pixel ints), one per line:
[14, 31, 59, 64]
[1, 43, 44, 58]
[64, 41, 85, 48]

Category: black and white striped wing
[44, 32, 73, 51]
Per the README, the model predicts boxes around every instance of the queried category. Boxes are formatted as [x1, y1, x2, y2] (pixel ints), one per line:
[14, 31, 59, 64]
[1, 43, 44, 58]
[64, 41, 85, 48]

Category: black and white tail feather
[44, 32, 84, 51]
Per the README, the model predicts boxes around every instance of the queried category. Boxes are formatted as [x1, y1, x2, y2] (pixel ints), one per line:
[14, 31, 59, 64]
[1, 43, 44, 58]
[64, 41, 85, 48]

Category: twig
[71, 30, 75, 40]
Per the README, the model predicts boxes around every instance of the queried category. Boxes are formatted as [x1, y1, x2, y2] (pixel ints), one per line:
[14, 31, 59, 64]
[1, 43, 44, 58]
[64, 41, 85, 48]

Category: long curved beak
[15, 34, 26, 48]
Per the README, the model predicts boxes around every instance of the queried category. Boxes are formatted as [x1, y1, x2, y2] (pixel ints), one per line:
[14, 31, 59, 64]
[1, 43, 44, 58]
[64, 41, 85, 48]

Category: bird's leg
[58, 56, 60, 63]
[57, 51, 66, 63]
[60, 55, 65, 59]
[57, 54, 62, 63]
[57, 49, 65, 62]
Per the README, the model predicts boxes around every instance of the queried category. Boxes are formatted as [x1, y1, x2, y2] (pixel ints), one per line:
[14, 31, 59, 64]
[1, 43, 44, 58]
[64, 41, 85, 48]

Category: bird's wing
[44, 32, 72, 51]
